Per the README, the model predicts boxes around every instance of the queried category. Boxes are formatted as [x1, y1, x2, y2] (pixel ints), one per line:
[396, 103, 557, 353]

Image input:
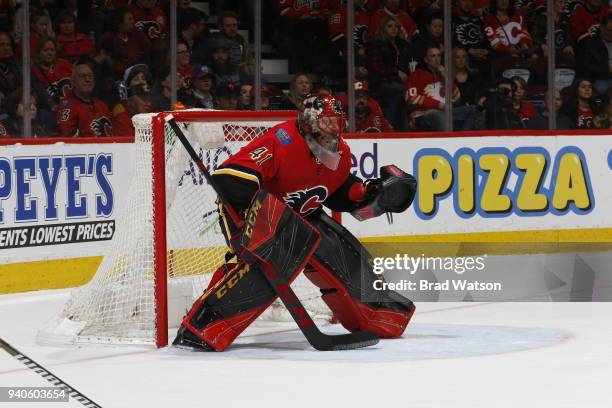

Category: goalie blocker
[174, 188, 415, 352]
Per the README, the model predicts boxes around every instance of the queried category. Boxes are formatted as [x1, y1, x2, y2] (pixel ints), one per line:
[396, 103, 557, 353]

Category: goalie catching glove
[351, 165, 417, 221]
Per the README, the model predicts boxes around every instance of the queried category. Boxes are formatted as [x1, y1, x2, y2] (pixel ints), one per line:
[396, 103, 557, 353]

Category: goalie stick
[0, 337, 101, 407]
[166, 115, 380, 351]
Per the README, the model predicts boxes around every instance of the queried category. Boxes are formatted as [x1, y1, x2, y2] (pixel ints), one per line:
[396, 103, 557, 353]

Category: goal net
[37, 110, 332, 347]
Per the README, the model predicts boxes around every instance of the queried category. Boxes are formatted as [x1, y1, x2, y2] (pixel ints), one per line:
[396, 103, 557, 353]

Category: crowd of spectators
[0, 0, 610, 138]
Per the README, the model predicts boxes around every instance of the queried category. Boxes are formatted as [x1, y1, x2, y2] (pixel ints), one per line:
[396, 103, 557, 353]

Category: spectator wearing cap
[190, 64, 215, 109]
[56, 64, 113, 137]
[208, 37, 242, 89]
[338, 81, 394, 133]
[112, 84, 152, 136]
[100, 6, 151, 77]
[210, 11, 254, 77]
[55, 10, 95, 64]
[576, 15, 612, 97]
[215, 82, 240, 110]
[119, 64, 151, 99]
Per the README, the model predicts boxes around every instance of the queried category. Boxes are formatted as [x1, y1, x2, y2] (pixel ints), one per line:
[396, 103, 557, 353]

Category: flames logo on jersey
[135, 20, 161, 40]
[455, 22, 484, 46]
[283, 186, 328, 215]
[47, 78, 72, 101]
[90, 117, 113, 137]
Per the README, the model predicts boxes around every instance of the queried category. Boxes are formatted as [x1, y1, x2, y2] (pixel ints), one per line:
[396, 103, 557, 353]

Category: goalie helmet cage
[36, 110, 332, 348]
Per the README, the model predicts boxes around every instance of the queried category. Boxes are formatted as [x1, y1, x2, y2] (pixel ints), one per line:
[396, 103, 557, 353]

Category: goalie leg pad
[304, 211, 415, 338]
[174, 192, 321, 351]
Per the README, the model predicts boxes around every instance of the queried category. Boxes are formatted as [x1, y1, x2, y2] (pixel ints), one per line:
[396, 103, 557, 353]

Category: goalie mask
[299, 94, 347, 170]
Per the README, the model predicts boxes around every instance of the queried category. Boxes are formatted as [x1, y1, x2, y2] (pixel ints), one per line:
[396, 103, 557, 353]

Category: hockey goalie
[173, 94, 417, 351]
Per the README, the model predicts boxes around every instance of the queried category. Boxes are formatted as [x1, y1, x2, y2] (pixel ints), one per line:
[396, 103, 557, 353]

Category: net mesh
[37, 111, 331, 346]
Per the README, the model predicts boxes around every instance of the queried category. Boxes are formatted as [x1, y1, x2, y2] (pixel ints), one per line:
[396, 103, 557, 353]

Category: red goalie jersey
[212, 120, 355, 216]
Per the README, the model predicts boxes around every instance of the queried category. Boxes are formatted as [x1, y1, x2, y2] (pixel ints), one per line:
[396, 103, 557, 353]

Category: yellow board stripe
[212, 168, 260, 185]
[2, 228, 611, 294]
[360, 228, 612, 243]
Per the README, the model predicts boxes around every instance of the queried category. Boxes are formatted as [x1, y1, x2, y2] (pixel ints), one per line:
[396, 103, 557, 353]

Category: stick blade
[309, 330, 380, 351]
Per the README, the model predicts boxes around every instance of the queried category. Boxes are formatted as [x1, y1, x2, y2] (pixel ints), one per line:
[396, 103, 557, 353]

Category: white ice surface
[0, 289, 611, 408]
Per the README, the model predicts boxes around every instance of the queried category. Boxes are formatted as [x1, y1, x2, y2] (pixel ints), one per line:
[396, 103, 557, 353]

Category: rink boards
[0, 131, 610, 293]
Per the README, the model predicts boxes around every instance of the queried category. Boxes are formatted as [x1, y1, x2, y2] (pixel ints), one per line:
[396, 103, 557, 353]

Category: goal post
[37, 110, 332, 348]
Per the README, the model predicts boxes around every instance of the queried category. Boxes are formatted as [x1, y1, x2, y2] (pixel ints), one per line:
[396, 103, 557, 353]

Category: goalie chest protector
[217, 120, 352, 216]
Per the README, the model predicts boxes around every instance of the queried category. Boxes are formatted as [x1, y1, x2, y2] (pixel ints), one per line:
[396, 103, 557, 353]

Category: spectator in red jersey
[510, 76, 538, 124]
[55, 10, 94, 64]
[278, 73, 313, 111]
[484, 0, 534, 78]
[101, 6, 151, 77]
[338, 80, 395, 133]
[32, 38, 73, 107]
[112, 84, 152, 136]
[56, 63, 113, 137]
[16, 8, 53, 55]
[210, 11, 254, 77]
[173, 40, 195, 90]
[451, 0, 491, 76]
[277, 0, 330, 73]
[327, 0, 372, 78]
[405, 45, 460, 131]
[412, 11, 444, 64]
[369, 0, 419, 42]
[527, 89, 573, 130]
[561, 78, 600, 129]
[0, 88, 55, 138]
[570, 0, 610, 43]
[367, 15, 412, 131]
[130, 0, 167, 42]
[576, 15, 612, 97]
